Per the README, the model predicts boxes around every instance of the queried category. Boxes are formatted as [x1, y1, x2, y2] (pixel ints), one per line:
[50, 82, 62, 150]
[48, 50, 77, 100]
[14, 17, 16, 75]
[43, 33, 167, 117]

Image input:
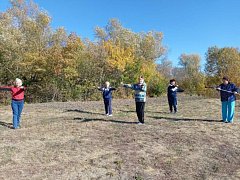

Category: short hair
[222, 76, 229, 81]
[15, 78, 23, 86]
[170, 79, 176, 83]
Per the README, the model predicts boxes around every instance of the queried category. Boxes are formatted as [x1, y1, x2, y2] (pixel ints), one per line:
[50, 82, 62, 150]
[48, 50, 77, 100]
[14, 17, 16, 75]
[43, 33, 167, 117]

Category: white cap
[15, 78, 23, 86]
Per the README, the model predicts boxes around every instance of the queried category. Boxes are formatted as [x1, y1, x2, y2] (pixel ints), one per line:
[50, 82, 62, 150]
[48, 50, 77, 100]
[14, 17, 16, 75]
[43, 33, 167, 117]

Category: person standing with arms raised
[216, 76, 239, 123]
[98, 81, 116, 116]
[122, 76, 147, 124]
[167, 79, 184, 113]
[0, 78, 26, 129]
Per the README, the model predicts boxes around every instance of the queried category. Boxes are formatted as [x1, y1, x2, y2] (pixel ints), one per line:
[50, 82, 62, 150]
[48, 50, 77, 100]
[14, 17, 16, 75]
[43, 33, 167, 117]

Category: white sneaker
[137, 122, 143, 125]
[106, 113, 109, 116]
[108, 114, 113, 116]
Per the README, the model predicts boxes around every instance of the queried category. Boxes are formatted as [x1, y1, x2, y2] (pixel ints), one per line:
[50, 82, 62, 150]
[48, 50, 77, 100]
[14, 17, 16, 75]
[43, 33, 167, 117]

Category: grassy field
[0, 94, 240, 180]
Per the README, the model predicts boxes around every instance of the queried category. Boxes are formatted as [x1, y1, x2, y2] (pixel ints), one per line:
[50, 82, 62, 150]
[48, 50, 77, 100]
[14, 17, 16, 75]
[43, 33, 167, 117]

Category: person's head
[139, 76, 144, 85]
[105, 81, 110, 88]
[15, 78, 22, 87]
[222, 76, 229, 85]
[170, 79, 176, 85]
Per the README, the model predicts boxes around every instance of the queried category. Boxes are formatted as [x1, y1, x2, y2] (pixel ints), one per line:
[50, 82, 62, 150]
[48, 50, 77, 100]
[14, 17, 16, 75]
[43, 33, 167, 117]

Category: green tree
[0, 2, 169, 102]
[95, 19, 167, 96]
[205, 46, 240, 86]
[178, 53, 205, 94]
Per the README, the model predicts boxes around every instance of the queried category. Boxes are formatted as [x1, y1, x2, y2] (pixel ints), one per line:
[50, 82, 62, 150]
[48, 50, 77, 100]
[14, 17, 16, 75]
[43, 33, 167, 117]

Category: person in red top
[0, 78, 26, 129]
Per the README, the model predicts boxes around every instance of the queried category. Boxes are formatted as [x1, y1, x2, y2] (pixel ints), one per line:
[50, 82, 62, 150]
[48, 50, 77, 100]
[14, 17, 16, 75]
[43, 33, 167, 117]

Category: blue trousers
[104, 98, 112, 115]
[221, 101, 235, 123]
[11, 100, 24, 129]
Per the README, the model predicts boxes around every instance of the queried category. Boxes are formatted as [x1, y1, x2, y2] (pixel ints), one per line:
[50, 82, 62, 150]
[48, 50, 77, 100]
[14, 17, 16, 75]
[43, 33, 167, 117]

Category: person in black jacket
[167, 79, 184, 113]
[216, 76, 238, 123]
[98, 81, 116, 116]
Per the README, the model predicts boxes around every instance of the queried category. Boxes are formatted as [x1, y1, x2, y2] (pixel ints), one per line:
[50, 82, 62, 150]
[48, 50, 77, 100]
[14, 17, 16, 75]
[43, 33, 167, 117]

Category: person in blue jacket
[216, 76, 239, 123]
[122, 76, 147, 124]
[98, 81, 116, 116]
[167, 79, 184, 113]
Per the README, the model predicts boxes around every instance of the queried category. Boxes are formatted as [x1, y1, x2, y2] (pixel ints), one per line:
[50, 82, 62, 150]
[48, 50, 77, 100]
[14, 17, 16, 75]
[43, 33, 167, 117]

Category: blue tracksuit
[98, 87, 116, 115]
[167, 85, 184, 112]
[218, 83, 238, 123]
[167, 85, 178, 112]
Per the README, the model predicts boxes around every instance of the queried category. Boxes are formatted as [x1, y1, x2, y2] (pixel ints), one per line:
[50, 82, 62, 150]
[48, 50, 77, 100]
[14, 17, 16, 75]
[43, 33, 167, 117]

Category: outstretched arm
[0, 86, 12, 91]
[122, 83, 133, 89]
[97, 87, 104, 91]
[171, 87, 178, 92]
[20, 86, 26, 90]
[177, 88, 184, 92]
[205, 85, 239, 95]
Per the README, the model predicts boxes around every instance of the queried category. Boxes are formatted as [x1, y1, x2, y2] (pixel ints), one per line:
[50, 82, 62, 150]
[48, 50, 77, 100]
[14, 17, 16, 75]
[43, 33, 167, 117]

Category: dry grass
[0, 94, 240, 180]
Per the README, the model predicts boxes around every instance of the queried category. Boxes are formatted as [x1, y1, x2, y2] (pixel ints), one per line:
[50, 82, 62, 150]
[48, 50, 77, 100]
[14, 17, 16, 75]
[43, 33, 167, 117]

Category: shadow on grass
[146, 111, 171, 114]
[74, 117, 137, 124]
[65, 109, 103, 115]
[119, 110, 135, 113]
[0, 121, 13, 128]
[149, 116, 221, 123]
[120, 110, 170, 115]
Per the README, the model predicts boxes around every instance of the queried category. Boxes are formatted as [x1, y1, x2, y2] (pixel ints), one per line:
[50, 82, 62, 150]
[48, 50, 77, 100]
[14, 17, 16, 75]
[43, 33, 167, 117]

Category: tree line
[0, 0, 239, 103]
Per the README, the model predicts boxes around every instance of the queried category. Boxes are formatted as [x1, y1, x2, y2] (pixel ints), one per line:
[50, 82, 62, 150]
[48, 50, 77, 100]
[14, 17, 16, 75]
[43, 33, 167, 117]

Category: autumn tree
[177, 53, 205, 94]
[157, 58, 173, 79]
[205, 46, 240, 86]
[95, 19, 167, 96]
[0, 2, 169, 102]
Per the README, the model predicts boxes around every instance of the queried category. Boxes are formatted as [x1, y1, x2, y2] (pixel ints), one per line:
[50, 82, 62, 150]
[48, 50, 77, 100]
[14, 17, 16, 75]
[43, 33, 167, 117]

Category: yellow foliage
[140, 62, 158, 80]
[103, 40, 135, 71]
[20, 52, 47, 71]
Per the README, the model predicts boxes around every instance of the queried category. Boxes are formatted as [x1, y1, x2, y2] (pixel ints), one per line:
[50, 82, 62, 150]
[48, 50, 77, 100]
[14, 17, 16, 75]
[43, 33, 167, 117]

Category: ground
[0, 94, 240, 180]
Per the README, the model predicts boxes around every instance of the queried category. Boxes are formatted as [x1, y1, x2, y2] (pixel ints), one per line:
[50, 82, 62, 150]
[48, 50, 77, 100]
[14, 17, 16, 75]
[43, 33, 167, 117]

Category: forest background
[0, 0, 239, 103]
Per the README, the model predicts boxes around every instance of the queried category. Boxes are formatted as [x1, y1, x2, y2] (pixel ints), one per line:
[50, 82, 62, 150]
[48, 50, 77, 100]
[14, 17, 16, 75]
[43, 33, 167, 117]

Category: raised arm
[0, 86, 12, 91]
[123, 84, 133, 89]
[177, 87, 184, 92]
[171, 86, 178, 92]
[97, 87, 104, 91]
[132, 83, 147, 92]
[20, 86, 26, 90]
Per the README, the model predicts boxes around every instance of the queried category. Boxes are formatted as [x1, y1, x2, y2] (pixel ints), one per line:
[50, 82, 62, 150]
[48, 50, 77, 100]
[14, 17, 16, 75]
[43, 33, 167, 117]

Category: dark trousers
[136, 102, 145, 123]
[168, 97, 177, 112]
[104, 98, 112, 115]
